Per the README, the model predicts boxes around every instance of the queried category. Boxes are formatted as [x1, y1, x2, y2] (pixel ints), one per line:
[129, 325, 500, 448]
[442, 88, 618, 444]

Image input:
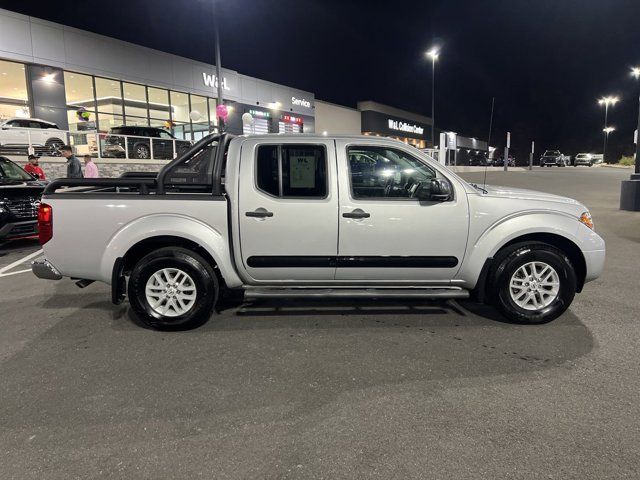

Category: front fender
[456, 210, 604, 288]
[99, 214, 242, 287]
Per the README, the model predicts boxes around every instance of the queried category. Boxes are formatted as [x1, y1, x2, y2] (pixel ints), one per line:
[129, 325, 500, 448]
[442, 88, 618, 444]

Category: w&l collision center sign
[361, 110, 429, 141]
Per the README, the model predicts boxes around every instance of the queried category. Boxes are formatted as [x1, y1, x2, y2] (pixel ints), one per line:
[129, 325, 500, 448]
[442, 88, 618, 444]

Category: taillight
[38, 203, 53, 245]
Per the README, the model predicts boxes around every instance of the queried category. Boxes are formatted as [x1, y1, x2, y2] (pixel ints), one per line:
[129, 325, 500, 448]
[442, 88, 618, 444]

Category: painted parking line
[0, 249, 43, 277]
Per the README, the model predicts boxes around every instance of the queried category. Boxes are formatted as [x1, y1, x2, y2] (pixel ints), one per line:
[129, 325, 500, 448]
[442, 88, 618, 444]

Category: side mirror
[429, 178, 453, 202]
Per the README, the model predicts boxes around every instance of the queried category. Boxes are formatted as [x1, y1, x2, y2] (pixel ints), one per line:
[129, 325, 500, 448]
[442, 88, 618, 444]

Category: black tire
[487, 242, 577, 324]
[132, 142, 151, 159]
[128, 247, 218, 330]
[45, 138, 65, 156]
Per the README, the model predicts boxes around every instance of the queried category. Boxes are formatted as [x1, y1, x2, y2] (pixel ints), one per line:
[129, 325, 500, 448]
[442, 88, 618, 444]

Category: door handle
[342, 209, 370, 219]
[245, 208, 274, 218]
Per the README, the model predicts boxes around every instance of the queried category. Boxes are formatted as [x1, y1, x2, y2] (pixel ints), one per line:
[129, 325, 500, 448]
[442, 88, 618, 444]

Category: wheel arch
[472, 232, 587, 302]
[100, 214, 243, 289]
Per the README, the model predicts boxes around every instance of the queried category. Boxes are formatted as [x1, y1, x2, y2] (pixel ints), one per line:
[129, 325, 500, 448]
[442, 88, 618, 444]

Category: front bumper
[583, 249, 606, 283]
[0, 220, 38, 239]
[32, 258, 63, 280]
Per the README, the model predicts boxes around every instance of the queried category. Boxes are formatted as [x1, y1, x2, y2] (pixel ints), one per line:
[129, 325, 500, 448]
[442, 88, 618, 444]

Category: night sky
[2, 0, 640, 160]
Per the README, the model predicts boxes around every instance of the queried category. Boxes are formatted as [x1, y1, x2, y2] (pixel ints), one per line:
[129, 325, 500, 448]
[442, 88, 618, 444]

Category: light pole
[631, 67, 640, 174]
[426, 47, 439, 148]
[598, 95, 619, 163]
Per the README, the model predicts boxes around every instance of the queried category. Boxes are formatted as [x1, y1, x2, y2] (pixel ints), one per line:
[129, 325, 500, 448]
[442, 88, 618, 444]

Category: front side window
[348, 146, 436, 199]
[256, 144, 327, 198]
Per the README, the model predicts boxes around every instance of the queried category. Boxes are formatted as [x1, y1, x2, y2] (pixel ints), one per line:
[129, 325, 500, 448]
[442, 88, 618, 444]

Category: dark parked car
[540, 150, 569, 167]
[468, 152, 490, 166]
[102, 126, 192, 160]
[0, 156, 45, 240]
[491, 155, 515, 167]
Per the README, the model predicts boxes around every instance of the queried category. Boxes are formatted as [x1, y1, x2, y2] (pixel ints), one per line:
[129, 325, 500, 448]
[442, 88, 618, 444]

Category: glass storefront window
[0, 103, 29, 120]
[0, 60, 28, 101]
[170, 91, 189, 123]
[98, 113, 124, 132]
[190, 95, 209, 140]
[64, 72, 96, 131]
[0, 60, 29, 121]
[124, 116, 148, 127]
[95, 77, 123, 117]
[123, 82, 147, 122]
[148, 87, 170, 121]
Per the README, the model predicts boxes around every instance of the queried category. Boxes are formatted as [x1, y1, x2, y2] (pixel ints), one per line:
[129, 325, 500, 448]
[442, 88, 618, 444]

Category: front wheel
[45, 138, 65, 156]
[488, 242, 577, 324]
[128, 247, 218, 330]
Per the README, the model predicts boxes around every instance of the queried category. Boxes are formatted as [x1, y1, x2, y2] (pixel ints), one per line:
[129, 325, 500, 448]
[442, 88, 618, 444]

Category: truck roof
[235, 133, 413, 145]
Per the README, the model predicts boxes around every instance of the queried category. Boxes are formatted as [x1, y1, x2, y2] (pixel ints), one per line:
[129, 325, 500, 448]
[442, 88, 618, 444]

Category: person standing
[83, 154, 99, 178]
[59, 145, 83, 178]
[24, 154, 46, 180]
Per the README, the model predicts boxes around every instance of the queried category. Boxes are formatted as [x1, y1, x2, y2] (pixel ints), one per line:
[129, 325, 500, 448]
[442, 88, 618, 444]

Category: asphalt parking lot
[1, 166, 639, 479]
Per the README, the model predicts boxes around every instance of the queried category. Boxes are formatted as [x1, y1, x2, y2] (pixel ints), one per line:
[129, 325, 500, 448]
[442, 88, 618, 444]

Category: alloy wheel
[509, 261, 560, 311]
[145, 267, 197, 317]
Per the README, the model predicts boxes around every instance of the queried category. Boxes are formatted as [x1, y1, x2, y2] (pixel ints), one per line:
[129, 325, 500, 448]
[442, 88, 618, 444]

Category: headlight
[579, 211, 594, 230]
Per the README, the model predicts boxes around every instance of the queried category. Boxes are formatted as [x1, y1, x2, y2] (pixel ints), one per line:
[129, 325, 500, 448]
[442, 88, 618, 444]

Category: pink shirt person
[83, 155, 99, 178]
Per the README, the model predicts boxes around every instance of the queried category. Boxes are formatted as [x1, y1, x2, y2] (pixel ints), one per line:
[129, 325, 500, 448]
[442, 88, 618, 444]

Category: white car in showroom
[0, 117, 66, 156]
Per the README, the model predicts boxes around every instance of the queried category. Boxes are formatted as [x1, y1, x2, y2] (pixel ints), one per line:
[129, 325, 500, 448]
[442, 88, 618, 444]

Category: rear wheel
[488, 242, 576, 324]
[128, 247, 218, 330]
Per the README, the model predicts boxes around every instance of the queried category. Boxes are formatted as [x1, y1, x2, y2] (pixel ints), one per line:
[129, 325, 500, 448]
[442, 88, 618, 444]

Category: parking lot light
[598, 95, 619, 163]
[425, 47, 440, 149]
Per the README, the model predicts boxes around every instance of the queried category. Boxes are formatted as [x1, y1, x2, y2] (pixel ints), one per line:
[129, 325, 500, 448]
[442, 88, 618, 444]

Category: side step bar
[244, 287, 469, 300]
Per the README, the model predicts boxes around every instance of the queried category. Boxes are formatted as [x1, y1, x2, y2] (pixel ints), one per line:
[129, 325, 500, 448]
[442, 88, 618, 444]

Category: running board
[244, 287, 469, 300]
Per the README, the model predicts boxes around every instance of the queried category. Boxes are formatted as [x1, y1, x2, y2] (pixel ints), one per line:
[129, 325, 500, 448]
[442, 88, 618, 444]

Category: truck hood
[482, 185, 582, 206]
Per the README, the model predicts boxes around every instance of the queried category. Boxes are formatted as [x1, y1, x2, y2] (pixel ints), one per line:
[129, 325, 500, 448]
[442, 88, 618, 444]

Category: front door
[238, 139, 339, 282]
[335, 141, 469, 282]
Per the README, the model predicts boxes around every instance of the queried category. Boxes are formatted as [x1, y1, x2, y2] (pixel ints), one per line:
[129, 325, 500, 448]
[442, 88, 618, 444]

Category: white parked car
[574, 153, 595, 167]
[32, 133, 605, 330]
[0, 117, 66, 156]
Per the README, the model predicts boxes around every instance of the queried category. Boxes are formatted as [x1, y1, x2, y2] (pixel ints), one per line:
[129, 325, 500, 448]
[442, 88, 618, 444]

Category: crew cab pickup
[32, 134, 605, 329]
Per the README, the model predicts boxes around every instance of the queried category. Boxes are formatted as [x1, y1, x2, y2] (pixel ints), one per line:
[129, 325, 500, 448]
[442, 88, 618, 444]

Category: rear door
[237, 138, 339, 282]
[335, 140, 469, 282]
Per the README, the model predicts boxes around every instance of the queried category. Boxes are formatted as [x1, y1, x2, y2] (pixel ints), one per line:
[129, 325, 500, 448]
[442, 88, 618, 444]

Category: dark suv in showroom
[101, 126, 192, 160]
[0, 156, 45, 240]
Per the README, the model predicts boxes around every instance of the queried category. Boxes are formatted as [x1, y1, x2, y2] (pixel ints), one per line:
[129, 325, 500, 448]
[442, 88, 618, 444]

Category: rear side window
[256, 144, 327, 198]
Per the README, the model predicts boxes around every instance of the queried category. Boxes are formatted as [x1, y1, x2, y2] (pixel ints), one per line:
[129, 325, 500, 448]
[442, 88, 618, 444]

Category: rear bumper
[32, 258, 63, 280]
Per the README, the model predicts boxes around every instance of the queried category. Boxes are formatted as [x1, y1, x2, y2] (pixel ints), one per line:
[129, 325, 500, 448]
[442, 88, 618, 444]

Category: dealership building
[0, 7, 486, 176]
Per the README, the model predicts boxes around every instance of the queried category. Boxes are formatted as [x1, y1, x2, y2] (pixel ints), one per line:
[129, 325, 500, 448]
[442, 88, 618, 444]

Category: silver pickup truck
[32, 134, 605, 330]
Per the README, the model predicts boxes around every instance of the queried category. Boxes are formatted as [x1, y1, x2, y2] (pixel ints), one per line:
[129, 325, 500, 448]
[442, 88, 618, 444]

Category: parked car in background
[574, 153, 595, 167]
[491, 155, 515, 167]
[468, 152, 490, 166]
[0, 156, 45, 240]
[0, 118, 66, 156]
[33, 133, 605, 329]
[102, 126, 192, 160]
[540, 150, 570, 167]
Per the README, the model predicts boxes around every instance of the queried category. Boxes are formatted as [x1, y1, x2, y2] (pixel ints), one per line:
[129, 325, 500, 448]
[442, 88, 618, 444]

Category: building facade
[0, 8, 316, 142]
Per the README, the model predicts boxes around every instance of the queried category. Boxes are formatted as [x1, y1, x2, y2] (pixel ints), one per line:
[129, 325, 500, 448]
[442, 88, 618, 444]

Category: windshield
[0, 158, 34, 182]
[543, 151, 559, 156]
